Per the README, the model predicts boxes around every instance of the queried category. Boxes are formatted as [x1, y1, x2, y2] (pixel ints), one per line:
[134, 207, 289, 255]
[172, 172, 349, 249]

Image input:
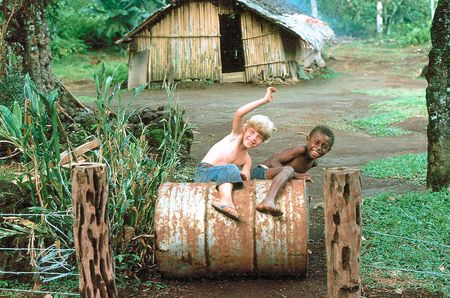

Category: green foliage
[0, 75, 74, 251]
[89, 66, 193, 270]
[362, 153, 427, 184]
[82, 0, 165, 42]
[50, 34, 88, 59]
[351, 88, 426, 136]
[392, 23, 431, 46]
[296, 68, 311, 80]
[314, 0, 432, 43]
[0, 69, 193, 275]
[313, 68, 342, 79]
[0, 55, 26, 107]
[361, 190, 450, 294]
[0, 277, 79, 297]
[49, 0, 107, 56]
[0, 75, 71, 209]
[48, 0, 167, 55]
[148, 127, 165, 147]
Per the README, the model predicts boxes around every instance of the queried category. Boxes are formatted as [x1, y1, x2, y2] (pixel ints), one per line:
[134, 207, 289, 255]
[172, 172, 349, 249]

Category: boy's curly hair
[310, 125, 335, 148]
[244, 115, 275, 142]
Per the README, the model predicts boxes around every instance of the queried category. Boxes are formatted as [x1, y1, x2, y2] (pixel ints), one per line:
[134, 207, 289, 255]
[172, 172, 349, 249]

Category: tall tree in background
[3, 0, 90, 119]
[430, 0, 435, 19]
[310, 0, 318, 18]
[425, 0, 449, 191]
[5, 0, 54, 90]
[0, 0, 24, 77]
[376, 0, 383, 37]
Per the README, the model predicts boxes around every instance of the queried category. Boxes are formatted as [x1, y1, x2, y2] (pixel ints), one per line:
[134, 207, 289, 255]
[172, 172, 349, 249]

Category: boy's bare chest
[216, 137, 247, 165]
[225, 142, 247, 164]
[288, 156, 314, 173]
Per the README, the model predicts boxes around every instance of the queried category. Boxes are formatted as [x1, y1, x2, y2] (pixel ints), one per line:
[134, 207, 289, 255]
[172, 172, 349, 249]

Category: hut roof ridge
[117, 0, 335, 50]
[237, 0, 334, 50]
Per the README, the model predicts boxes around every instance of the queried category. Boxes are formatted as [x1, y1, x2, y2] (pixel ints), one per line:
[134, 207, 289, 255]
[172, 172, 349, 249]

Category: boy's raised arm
[231, 87, 276, 135]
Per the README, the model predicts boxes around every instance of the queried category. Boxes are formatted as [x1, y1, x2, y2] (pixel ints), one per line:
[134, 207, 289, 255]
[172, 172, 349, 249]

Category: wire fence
[361, 228, 450, 279]
[0, 212, 80, 297]
[1, 212, 448, 295]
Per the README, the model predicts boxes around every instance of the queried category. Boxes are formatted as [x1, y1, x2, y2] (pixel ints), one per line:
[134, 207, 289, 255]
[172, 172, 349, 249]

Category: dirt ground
[69, 42, 432, 297]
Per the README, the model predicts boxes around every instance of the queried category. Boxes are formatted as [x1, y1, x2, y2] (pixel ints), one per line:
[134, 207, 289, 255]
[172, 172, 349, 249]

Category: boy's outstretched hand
[265, 86, 277, 102]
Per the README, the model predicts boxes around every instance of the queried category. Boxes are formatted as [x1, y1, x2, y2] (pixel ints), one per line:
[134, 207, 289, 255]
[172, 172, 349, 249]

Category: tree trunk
[4, 0, 92, 124]
[310, 0, 318, 18]
[430, 0, 435, 20]
[377, 1, 383, 37]
[425, 0, 449, 191]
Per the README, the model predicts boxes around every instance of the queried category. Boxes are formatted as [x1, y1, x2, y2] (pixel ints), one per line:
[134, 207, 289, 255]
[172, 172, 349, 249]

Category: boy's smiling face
[242, 127, 264, 149]
[306, 132, 331, 159]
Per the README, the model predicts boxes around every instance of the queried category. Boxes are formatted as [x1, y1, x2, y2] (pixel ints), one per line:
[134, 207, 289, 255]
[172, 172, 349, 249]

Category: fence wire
[0, 212, 79, 296]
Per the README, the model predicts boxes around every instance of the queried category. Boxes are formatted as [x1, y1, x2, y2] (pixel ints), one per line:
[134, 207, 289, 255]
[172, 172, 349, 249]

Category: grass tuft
[361, 190, 450, 294]
[362, 153, 427, 185]
[351, 89, 426, 136]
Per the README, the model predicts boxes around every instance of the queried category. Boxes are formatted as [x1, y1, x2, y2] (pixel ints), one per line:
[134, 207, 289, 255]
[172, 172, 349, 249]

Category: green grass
[352, 88, 426, 136]
[361, 190, 450, 294]
[331, 40, 428, 61]
[362, 153, 427, 185]
[0, 277, 79, 297]
[51, 51, 128, 82]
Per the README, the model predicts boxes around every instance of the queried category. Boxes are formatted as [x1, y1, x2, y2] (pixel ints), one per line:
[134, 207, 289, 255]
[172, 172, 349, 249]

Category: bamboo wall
[128, 1, 313, 84]
[281, 33, 304, 80]
[133, 2, 221, 83]
[240, 11, 288, 81]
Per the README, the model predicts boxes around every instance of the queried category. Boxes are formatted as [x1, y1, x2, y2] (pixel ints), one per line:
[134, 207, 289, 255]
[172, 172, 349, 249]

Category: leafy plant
[0, 54, 26, 107]
[82, 0, 165, 42]
[0, 70, 193, 277]
[87, 66, 193, 270]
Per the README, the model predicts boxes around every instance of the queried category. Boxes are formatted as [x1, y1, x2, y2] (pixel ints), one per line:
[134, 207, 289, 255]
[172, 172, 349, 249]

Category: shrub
[0, 70, 193, 276]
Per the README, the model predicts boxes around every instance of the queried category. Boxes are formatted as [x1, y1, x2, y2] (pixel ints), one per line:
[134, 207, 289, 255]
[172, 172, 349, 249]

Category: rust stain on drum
[207, 181, 255, 275]
[254, 180, 308, 276]
[155, 182, 210, 278]
[155, 180, 308, 278]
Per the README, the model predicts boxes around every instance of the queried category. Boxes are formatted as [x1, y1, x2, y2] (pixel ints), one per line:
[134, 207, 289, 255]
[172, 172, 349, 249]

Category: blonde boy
[195, 87, 276, 221]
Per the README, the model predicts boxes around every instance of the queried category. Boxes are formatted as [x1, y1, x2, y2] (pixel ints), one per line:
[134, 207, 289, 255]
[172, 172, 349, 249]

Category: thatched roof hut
[117, 0, 334, 88]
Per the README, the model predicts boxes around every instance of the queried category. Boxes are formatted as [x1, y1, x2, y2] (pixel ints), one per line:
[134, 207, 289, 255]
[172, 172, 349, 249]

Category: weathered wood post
[72, 163, 117, 297]
[324, 168, 362, 298]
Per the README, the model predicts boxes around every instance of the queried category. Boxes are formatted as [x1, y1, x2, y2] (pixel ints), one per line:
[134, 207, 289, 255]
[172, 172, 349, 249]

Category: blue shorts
[251, 165, 267, 180]
[195, 162, 243, 190]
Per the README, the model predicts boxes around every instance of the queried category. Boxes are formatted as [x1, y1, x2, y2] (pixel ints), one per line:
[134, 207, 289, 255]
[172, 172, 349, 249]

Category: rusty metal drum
[155, 180, 309, 278]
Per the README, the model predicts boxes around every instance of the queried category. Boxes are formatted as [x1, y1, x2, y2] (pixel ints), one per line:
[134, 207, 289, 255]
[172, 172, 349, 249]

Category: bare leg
[213, 182, 240, 221]
[256, 166, 294, 216]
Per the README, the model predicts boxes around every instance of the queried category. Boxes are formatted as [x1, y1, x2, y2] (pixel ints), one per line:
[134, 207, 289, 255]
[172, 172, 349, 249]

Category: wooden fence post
[324, 167, 362, 298]
[72, 163, 117, 297]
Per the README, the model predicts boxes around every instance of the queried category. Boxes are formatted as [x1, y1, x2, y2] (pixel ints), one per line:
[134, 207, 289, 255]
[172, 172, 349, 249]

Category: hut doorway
[219, 14, 245, 73]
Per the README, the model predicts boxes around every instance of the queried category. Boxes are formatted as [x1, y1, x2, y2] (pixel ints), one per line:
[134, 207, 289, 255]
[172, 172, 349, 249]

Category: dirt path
[70, 42, 430, 297]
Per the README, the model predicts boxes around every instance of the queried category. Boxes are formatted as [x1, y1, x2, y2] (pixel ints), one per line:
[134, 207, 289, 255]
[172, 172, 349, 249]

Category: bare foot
[256, 203, 283, 217]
